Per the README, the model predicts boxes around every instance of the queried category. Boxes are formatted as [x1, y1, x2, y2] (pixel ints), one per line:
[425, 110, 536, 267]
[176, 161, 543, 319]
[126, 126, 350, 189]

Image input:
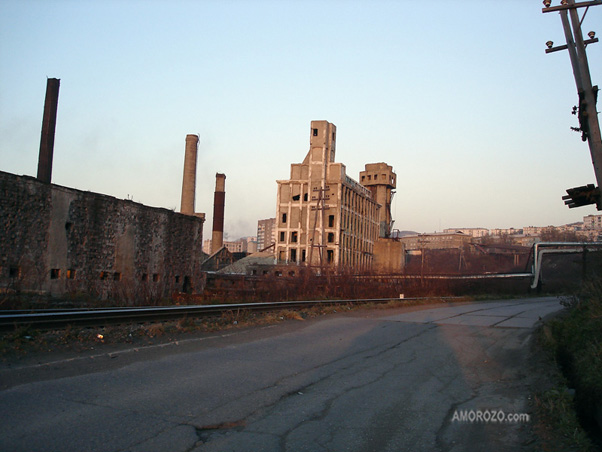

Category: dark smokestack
[180, 134, 199, 215]
[37, 78, 60, 183]
[211, 173, 226, 254]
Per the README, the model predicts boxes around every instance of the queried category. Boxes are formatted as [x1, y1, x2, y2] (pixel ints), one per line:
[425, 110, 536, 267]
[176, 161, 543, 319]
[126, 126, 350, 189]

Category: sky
[1, 0, 601, 239]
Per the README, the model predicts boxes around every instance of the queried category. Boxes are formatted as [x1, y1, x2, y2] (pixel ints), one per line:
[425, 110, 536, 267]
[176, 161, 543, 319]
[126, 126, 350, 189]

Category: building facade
[443, 227, 489, 238]
[584, 214, 602, 230]
[204, 237, 257, 254]
[275, 120, 388, 270]
[400, 232, 474, 252]
[257, 218, 276, 251]
[0, 171, 205, 298]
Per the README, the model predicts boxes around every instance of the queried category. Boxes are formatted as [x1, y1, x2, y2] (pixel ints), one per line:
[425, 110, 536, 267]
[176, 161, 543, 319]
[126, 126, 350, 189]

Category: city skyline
[1, 1, 601, 239]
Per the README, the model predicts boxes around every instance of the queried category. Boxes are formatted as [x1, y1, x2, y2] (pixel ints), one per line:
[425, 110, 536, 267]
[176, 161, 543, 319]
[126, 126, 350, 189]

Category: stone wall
[0, 171, 205, 300]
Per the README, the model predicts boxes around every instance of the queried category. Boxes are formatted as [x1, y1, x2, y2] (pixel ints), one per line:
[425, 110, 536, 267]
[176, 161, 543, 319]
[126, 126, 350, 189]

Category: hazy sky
[1, 0, 601, 239]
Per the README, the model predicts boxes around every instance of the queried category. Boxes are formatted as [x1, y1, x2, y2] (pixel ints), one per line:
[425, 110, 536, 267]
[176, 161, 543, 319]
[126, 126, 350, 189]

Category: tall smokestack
[211, 173, 226, 254]
[37, 78, 60, 183]
[180, 134, 199, 215]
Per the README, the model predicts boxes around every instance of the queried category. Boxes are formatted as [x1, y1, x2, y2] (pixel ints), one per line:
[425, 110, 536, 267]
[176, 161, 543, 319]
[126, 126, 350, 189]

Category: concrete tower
[37, 78, 60, 184]
[211, 173, 226, 254]
[180, 134, 199, 215]
[360, 163, 397, 238]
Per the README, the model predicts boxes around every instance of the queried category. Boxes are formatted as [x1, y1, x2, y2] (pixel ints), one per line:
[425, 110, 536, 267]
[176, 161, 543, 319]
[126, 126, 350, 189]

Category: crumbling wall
[0, 170, 205, 301]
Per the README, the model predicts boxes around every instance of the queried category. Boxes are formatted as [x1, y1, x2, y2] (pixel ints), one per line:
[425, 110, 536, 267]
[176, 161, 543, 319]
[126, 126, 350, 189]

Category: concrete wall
[0, 171, 205, 300]
[373, 238, 403, 273]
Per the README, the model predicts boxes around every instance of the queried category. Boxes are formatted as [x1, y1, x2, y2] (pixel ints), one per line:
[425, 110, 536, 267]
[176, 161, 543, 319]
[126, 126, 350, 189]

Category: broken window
[328, 215, 335, 227]
[9, 267, 20, 278]
[291, 231, 298, 243]
[282, 213, 287, 223]
[292, 194, 300, 201]
[312, 128, 318, 137]
[183, 276, 192, 294]
[141, 273, 148, 282]
[50, 269, 60, 279]
[152, 273, 160, 282]
[113, 272, 121, 281]
[67, 269, 76, 279]
[279, 231, 285, 242]
[100, 271, 108, 280]
[327, 250, 334, 263]
[328, 232, 334, 243]
[303, 193, 308, 201]
[290, 248, 297, 262]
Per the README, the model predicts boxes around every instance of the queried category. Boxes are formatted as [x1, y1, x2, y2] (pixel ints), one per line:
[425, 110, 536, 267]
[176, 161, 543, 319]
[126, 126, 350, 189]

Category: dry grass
[0, 298, 456, 358]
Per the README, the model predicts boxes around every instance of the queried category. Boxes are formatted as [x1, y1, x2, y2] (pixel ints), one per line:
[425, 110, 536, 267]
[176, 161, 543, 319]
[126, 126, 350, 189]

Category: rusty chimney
[37, 78, 60, 183]
[180, 134, 199, 215]
[211, 173, 226, 254]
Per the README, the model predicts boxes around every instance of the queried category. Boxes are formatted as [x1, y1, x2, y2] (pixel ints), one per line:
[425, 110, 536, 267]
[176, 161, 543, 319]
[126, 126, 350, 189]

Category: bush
[547, 276, 602, 441]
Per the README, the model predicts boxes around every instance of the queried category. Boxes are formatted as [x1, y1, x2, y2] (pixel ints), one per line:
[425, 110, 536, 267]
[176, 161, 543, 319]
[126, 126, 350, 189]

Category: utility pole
[543, 0, 602, 210]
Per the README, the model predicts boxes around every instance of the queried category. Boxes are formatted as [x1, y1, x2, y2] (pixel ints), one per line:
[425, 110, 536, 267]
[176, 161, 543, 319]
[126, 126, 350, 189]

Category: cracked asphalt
[0, 297, 564, 451]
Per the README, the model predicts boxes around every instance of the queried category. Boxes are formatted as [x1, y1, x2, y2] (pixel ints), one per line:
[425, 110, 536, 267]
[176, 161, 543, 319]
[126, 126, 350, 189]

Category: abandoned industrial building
[275, 120, 397, 270]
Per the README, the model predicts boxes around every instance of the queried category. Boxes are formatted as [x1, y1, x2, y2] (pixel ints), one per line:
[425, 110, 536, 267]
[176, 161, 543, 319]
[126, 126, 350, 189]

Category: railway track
[0, 297, 462, 331]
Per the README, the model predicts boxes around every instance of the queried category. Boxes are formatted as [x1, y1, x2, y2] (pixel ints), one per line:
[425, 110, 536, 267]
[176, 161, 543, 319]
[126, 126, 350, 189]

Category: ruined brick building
[0, 170, 206, 299]
[275, 120, 398, 271]
[0, 80, 208, 299]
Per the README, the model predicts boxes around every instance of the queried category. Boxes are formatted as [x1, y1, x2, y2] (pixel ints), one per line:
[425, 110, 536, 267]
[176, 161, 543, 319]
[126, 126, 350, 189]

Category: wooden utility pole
[544, 0, 602, 210]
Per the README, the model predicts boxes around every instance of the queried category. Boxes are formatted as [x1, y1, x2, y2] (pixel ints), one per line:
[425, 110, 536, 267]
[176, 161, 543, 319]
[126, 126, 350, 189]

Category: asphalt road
[0, 297, 564, 452]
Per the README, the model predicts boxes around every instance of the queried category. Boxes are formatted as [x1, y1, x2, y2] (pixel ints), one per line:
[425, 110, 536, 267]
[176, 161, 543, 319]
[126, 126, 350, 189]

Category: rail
[0, 297, 464, 331]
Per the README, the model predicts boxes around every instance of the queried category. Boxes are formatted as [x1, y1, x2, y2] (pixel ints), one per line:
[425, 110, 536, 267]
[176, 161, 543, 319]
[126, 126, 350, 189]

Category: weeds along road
[0, 297, 564, 452]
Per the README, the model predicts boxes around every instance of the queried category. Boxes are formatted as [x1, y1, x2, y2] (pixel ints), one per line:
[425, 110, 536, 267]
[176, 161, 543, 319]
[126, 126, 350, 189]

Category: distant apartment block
[203, 237, 257, 255]
[443, 228, 489, 238]
[401, 232, 473, 252]
[584, 214, 602, 230]
[257, 218, 276, 251]
[275, 120, 395, 270]
[490, 228, 522, 236]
